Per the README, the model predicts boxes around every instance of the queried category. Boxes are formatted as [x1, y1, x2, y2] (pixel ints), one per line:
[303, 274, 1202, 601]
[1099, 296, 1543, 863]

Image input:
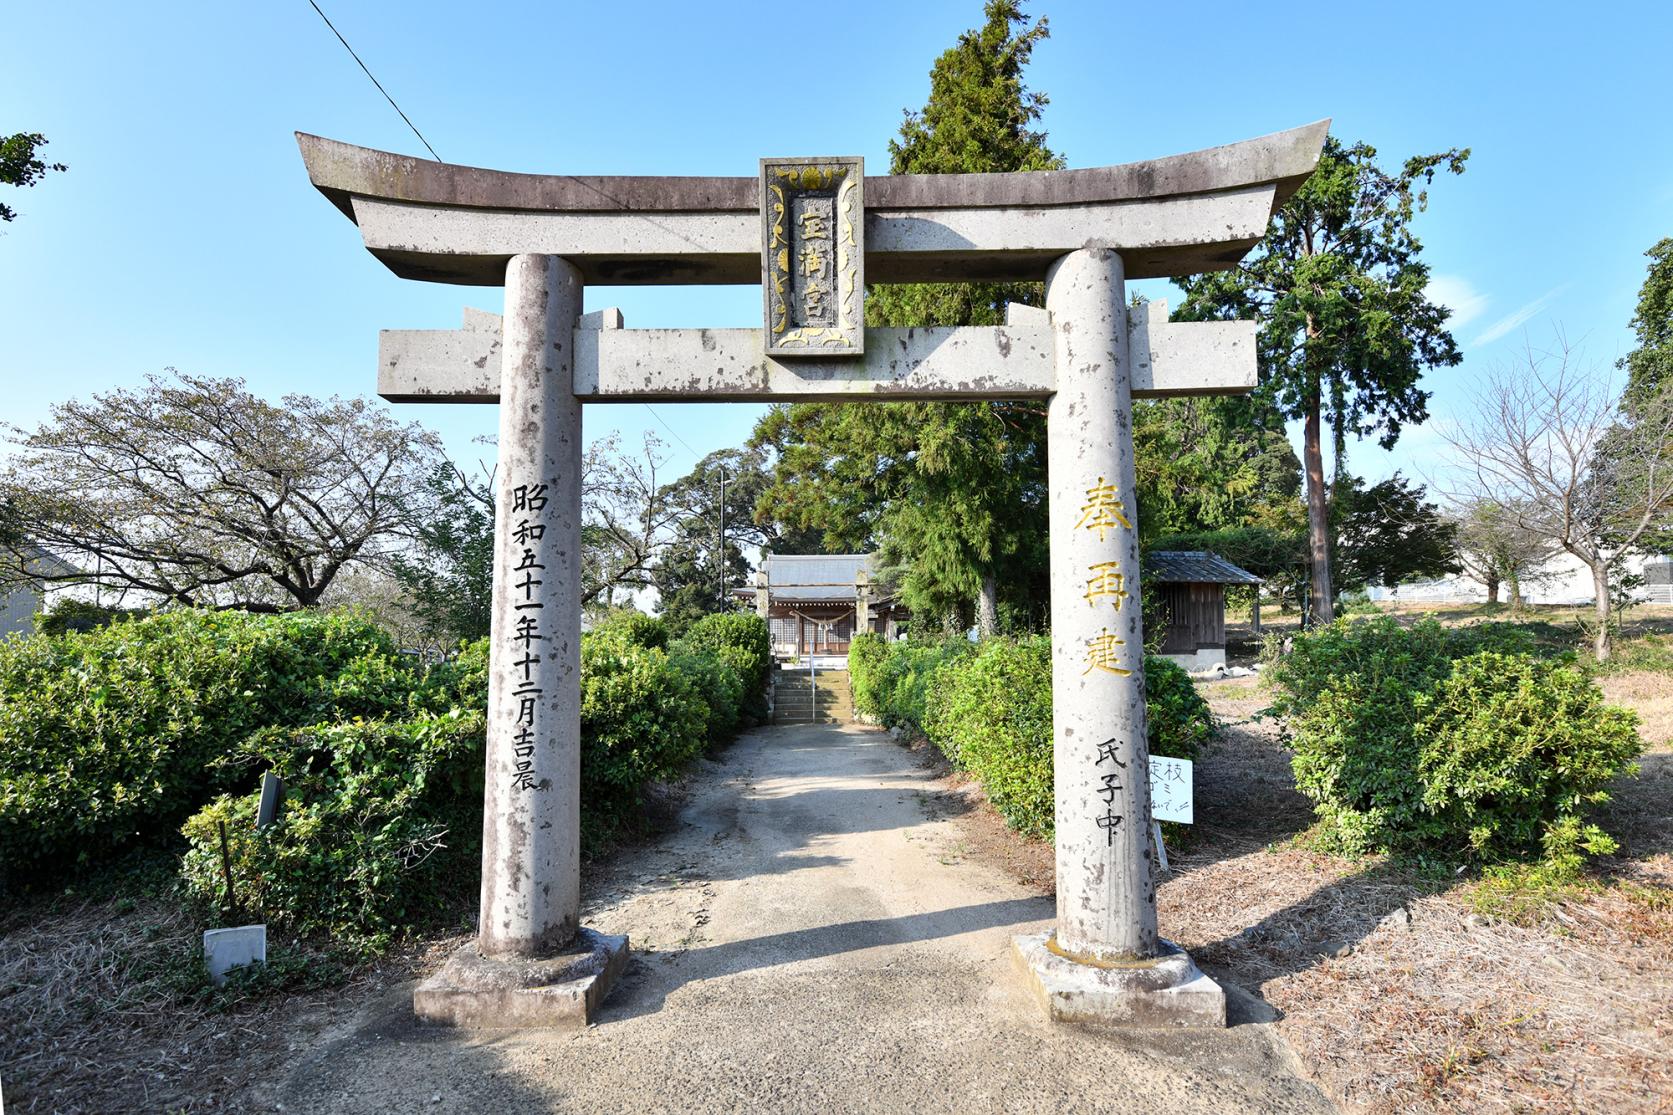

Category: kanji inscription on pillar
[760, 156, 864, 356]
[505, 479, 553, 793]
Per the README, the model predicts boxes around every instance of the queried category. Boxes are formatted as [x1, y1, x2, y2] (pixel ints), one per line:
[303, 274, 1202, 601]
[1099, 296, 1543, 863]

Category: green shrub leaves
[850, 635, 1215, 839]
[1265, 617, 1642, 865]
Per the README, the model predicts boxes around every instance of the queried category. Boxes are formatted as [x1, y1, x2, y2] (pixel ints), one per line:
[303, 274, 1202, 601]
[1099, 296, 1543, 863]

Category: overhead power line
[303, 4, 707, 475]
[305, 0, 442, 162]
[642, 402, 701, 459]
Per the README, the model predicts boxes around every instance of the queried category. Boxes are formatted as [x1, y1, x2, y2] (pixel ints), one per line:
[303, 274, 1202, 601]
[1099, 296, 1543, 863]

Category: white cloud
[1470, 286, 1567, 349]
[1424, 274, 1489, 331]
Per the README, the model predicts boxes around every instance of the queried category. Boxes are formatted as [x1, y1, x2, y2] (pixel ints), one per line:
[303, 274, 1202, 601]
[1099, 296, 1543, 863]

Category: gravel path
[261, 722, 1333, 1115]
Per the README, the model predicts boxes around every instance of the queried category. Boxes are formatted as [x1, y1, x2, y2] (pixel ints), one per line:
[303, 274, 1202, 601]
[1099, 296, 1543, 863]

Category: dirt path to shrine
[257, 721, 1332, 1115]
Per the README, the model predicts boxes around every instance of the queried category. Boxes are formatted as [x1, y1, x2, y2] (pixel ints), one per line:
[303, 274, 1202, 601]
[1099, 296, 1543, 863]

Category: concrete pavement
[262, 722, 1333, 1114]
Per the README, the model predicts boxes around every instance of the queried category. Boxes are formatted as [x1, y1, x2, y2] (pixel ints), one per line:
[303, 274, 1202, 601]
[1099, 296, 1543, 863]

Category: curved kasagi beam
[296, 120, 1329, 287]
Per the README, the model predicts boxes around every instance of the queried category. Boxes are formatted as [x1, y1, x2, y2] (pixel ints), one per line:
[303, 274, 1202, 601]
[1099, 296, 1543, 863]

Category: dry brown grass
[0, 894, 430, 1113]
[1601, 671, 1673, 748]
[1149, 684, 1673, 1114]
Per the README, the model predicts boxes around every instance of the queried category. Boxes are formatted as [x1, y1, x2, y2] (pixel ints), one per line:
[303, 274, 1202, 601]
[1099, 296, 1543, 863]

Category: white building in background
[1367, 551, 1672, 606]
[0, 580, 44, 636]
[0, 546, 79, 636]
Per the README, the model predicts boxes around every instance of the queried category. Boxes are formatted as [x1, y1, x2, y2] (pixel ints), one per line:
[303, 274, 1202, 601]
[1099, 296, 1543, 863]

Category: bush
[920, 638, 1214, 837]
[923, 638, 1054, 835]
[877, 639, 972, 733]
[179, 709, 484, 953]
[591, 609, 670, 651]
[848, 632, 889, 719]
[1267, 617, 1641, 863]
[1416, 653, 1641, 867]
[0, 609, 425, 882]
[34, 597, 145, 636]
[1144, 656, 1216, 761]
[578, 632, 708, 834]
[679, 612, 772, 720]
[177, 620, 760, 951]
[668, 648, 744, 747]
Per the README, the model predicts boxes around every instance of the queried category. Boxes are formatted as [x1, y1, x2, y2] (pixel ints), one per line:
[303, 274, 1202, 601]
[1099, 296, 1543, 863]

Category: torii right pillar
[1012, 248, 1227, 1028]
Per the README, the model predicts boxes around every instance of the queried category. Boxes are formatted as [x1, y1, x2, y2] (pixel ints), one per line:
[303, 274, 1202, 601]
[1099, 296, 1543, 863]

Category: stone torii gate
[297, 121, 1327, 1030]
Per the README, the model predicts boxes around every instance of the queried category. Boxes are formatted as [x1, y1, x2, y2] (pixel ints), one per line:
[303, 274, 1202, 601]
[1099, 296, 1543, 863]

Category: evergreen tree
[1176, 137, 1468, 623]
[752, 1, 1060, 634]
[1620, 237, 1673, 413]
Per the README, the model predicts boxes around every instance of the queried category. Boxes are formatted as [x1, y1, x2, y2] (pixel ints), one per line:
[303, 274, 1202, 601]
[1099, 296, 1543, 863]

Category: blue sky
[3, 0, 1670, 490]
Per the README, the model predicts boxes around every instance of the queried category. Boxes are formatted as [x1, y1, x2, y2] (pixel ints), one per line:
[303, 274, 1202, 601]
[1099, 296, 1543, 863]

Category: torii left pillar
[413, 254, 628, 1029]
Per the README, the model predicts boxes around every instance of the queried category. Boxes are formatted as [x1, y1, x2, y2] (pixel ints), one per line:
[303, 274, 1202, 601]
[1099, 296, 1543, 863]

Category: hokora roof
[1146, 551, 1263, 585]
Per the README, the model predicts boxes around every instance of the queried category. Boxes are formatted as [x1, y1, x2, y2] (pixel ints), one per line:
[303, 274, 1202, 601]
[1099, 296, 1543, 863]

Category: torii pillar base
[413, 929, 630, 1030]
[1012, 934, 1225, 1029]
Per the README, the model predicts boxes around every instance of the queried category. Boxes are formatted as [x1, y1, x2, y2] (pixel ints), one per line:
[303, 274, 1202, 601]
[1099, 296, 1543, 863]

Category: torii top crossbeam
[296, 121, 1328, 287]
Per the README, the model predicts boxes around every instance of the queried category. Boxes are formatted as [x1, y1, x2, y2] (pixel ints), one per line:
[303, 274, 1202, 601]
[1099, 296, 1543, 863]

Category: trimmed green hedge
[0, 610, 424, 880]
[851, 634, 1215, 838]
[1265, 617, 1642, 864]
[0, 605, 763, 950]
[174, 614, 765, 946]
[677, 612, 772, 723]
[178, 710, 484, 953]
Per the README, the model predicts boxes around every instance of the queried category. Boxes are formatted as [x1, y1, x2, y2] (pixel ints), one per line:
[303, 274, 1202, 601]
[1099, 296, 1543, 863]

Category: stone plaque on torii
[296, 120, 1328, 1030]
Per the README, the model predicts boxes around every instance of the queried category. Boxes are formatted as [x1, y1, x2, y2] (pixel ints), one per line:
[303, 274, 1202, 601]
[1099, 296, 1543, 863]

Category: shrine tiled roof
[762, 554, 875, 602]
[1145, 551, 1262, 585]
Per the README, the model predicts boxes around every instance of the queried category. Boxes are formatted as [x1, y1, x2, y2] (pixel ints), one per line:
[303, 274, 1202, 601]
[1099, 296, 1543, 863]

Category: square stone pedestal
[414, 927, 629, 1029]
[1013, 933, 1225, 1028]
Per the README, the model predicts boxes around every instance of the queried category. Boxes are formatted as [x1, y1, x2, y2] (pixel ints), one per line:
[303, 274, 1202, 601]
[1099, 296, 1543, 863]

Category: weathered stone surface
[1012, 933, 1226, 1029]
[413, 929, 630, 1029]
[479, 254, 583, 959]
[299, 121, 1326, 214]
[297, 122, 1330, 286]
[1045, 248, 1157, 962]
[377, 310, 1254, 405]
[203, 925, 266, 986]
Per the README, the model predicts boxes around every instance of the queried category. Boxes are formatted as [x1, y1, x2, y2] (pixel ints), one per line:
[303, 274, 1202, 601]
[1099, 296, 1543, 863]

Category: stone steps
[772, 670, 853, 724]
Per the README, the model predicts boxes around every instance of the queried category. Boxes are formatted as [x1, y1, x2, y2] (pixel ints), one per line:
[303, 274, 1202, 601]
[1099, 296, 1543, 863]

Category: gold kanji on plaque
[760, 156, 864, 356]
[1083, 628, 1131, 676]
[1074, 476, 1133, 541]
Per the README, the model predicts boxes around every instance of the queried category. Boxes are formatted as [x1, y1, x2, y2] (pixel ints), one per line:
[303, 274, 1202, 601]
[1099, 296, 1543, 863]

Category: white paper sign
[1148, 755, 1193, 824]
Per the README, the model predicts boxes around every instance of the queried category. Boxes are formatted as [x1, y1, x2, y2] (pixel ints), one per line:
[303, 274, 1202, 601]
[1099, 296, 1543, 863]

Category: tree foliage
[1331, 472, 1459, 593]
[1451, 497, 1560, 607]
[1621, 237, 1673, 413]
[1133, 392, 1300, 538]
[1176, 137, 1468, 622]
[752, 1, 1059, 634]
[0, 131, 66, 223]
[391, 460, 496, 642]
[0, 372, 440, 610]
[1441, 336, 1673, 660]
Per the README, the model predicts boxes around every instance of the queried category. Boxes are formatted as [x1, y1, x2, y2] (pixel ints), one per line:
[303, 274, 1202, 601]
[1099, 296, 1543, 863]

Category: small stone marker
[1148, 756, 1193, 825]
[203, 925, 266, 986]
[760, 157, 863, 356]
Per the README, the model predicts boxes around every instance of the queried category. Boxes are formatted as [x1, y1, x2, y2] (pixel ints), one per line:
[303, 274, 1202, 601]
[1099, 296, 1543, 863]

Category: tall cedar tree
[1176, 137, 1468, 623]
[1622, 238, 1673, 410]
[752, 0, 1060, 634]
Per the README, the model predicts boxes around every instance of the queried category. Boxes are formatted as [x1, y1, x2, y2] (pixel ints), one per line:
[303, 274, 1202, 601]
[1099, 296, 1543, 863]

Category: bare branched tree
[1441, 336, 1673, 659]
[580, 432, 685, 614]
[1451, 496, 1561, 609]
[0, 371, 442, 611]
